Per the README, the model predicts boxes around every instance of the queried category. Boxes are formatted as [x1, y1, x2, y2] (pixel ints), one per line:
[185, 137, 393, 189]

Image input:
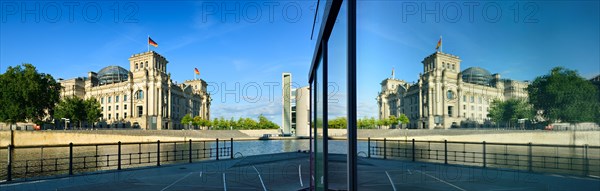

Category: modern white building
[294, 86, 310, 136]
[282, 73, 292, 135]
[60, 51, 211, 130]
[377, 51, 529, 129]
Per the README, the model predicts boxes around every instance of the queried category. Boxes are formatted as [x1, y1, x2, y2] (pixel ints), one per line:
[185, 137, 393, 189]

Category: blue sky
[1, 1, 599, 124]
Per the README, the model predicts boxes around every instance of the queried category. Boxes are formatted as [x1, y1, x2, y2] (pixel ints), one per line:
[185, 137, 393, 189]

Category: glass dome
[98, 66, 129, 85]
[462, 67, 492, 86]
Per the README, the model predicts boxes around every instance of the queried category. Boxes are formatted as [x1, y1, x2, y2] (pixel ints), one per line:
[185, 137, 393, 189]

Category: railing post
[444, 140, 448, 165]
[117, 141, 122, 170]
[69, 142, 73, 175]
[584, 144, 589, 176]
[367, 137, 371, 158]
[483, 141, 486, 168]
[230, 138, 234, 159]
[189, 139, 193, 163]
[7, 144, 13, 181]
[412, 139, 415, 162]
[157, 140, 161, 166]
[216, 138, 219, 160]
[383, 138, 387, 159]
[528, 142, 532, 172]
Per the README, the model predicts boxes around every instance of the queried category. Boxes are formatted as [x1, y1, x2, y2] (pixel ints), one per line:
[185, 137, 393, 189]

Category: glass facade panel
[313, 57, 325, 190]
[326, 1, 348, 188]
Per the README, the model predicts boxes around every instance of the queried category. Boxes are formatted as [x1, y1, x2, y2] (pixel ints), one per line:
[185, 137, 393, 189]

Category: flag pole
[440, 35, 443, 53]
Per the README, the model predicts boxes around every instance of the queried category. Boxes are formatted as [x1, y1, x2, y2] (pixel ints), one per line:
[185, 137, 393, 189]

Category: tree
[487, 99, 533, 128]
[54, 96, 102, 129]
[258, 114, 279, 129]
[328, 117, 347, 129]
[388, 115, 399, 128]
[54, 96, 85, 128]
[528, 67, 600, 123]
[229, 117, 237, 129]
[180, 114, 193, 129]
[398, 114, 410, 126]
[0, 64, 61, 125]
[83, 98, 102, 128]
[192, 116, 210, 129]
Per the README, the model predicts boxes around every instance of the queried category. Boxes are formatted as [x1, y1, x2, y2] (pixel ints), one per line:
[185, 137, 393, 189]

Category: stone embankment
[1, 129, 598, 146]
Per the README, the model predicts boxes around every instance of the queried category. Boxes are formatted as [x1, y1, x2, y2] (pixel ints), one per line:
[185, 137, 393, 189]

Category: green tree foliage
[84, 98, 102, 125]
[192, 116, 211, 128]
[258, 114, 279, 129]
[487, 99, 533, 126]
[357, 115, 409, 129]
[0, 64, 61, 124]
[388, 115, 399, 127]
[528, 67, 600, 123]
[397, 114, 410, 125]
[54, 97, 102, 128]
[180, 114, 193, 129]
[328, 117, 347, 129]
[199, 115, 279, 130]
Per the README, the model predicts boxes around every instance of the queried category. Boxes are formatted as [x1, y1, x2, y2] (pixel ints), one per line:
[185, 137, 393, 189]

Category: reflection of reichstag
[378, 51, 528, 129]
[60, 51, 211, 130]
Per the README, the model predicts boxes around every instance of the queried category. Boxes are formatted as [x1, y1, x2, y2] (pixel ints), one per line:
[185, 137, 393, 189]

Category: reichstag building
[377, 51, 528, 129]
[60, 51, 211, 130]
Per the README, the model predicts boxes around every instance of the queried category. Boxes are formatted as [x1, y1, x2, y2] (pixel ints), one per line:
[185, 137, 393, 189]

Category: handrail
[358, 137, 600, 148]
[365, 136, 599, 178]
[2, 138, 236, 182]
[7, 139, 230, 149]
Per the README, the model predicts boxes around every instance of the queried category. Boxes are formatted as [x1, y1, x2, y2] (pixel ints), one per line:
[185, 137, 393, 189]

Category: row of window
[101, 95, 128, 104]
[462, 95, 490, 104]
[99, 91, 146, 105]
[134, 60, 166, 71]
[104, 112, 127, 120]
[424, 61, 457, 72]
[102, 104, 128, 112]
[103, 106, 144, 120]
[463, 105, 488, 112]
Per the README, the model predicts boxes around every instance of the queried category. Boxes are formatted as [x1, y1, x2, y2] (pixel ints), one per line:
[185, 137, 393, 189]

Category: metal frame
[307, 0, 353, 190]
[347, 1, 357, 190]
[2, 139, 234, 181]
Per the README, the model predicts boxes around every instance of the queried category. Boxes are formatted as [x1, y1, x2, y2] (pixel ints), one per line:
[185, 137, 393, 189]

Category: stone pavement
[1, 152, 599, 190]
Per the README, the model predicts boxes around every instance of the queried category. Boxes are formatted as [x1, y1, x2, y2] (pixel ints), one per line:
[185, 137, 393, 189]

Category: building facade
[377, 51, 529, 129]
[294, 86, 310, 136]
[60, 51, 211, 130]
[282, 73, 292, 135]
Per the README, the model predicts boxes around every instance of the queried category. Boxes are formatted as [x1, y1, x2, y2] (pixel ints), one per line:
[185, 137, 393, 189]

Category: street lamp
[61, 118, 70, 130]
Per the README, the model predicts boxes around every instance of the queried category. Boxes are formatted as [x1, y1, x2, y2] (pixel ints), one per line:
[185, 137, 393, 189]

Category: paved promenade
[1, 153, 599, 190]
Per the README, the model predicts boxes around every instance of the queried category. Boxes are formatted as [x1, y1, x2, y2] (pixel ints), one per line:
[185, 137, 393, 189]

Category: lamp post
[61, 118, 70, 130]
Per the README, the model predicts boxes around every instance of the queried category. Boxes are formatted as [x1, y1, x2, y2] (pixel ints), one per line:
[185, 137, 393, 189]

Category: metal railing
[365, 137, 600, 177]
[1, 138, 234, 181]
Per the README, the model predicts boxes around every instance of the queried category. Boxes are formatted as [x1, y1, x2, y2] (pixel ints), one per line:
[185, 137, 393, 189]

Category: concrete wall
[2, 129, 598, 147]
[0, 130, 255, 146]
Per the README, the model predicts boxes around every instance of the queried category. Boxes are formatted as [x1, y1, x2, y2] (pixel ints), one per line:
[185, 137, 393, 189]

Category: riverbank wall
[1, 129, 598, 146]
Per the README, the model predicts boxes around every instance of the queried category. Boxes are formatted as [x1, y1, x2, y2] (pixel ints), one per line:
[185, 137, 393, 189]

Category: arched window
[135, 90, 144, 100]
[447, 90, 455, 100]
[135, 63, 138, 69]
[145, 61, 148, 68]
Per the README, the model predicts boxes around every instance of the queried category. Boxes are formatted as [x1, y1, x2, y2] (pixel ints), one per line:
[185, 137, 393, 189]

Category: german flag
[194, 68, 200, 75]
[148, 37, 158, 47]
[436, 37, 442, 50]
